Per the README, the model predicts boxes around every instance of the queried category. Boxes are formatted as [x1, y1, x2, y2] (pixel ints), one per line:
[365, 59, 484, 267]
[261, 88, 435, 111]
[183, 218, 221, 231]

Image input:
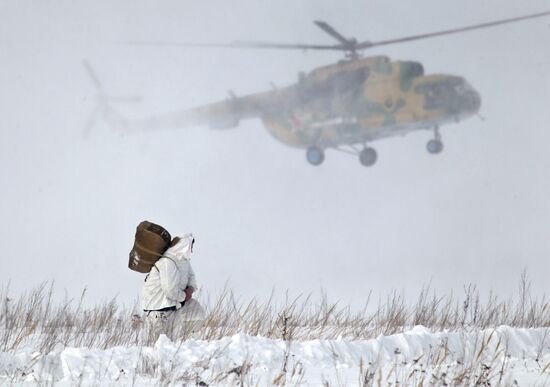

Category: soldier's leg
[145, 310, 176, 341]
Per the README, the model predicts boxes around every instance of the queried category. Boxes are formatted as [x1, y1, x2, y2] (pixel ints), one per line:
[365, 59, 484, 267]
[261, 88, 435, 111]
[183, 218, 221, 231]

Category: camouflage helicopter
[92, 11, 550, 167]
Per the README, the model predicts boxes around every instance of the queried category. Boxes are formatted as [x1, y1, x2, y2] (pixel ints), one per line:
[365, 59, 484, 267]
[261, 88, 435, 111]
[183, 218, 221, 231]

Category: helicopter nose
[451, 78, 481, 115]
[460, 89, 482, 114]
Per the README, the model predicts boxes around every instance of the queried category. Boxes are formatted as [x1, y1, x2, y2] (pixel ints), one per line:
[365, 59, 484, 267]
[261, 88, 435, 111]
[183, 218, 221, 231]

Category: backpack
[128, 221, 171, 273]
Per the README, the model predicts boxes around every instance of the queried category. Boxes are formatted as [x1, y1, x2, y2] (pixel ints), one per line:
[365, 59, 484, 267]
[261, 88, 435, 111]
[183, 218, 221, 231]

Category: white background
[1, 0, 549, 307]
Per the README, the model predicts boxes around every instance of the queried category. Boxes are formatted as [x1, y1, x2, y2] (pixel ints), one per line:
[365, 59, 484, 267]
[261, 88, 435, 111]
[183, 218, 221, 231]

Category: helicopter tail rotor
[82, 59, 142, 136]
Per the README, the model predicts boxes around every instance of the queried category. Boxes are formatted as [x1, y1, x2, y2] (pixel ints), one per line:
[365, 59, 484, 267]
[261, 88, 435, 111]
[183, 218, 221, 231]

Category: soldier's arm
[157, 258, 185, 302]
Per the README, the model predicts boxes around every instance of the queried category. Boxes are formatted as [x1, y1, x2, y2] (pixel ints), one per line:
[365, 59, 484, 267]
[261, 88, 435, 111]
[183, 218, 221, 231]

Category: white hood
[163, 233, 194, 261]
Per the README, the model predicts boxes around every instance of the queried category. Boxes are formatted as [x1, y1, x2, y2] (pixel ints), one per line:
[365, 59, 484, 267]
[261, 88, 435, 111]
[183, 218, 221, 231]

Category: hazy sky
[1, 0, 549, 308]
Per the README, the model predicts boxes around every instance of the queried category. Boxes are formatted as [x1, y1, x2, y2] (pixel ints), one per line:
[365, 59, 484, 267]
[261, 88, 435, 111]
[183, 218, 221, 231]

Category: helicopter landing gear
[306, 146, 325, 166]
[359, 146, 377, 167]
[426, 126, 444, 154]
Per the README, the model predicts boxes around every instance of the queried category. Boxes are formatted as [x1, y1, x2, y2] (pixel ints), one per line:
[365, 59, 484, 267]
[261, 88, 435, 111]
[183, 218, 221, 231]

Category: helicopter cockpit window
[410, 62, 424, 77]
[415, 78, 466, 110]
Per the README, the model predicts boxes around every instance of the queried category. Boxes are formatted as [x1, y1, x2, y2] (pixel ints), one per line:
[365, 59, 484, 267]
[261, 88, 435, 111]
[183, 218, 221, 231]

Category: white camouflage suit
[142, 234, 205, 339]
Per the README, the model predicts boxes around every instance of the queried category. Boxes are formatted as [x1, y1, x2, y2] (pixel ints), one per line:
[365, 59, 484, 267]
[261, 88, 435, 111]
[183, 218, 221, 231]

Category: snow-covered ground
[2, 325, 550, 386]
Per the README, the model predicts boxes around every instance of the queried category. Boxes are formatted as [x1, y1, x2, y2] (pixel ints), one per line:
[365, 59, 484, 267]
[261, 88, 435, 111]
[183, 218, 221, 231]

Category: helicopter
[90, 10, 550, 167]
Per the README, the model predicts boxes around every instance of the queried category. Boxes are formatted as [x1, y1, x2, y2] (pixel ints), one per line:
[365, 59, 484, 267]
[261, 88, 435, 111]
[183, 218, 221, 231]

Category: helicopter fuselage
[260, 56, 481, 149]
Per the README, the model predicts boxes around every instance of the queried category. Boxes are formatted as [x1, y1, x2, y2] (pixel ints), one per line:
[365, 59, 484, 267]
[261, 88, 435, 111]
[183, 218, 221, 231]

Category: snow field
[3, 277, 550, 385]
[2, 326, 550, 385]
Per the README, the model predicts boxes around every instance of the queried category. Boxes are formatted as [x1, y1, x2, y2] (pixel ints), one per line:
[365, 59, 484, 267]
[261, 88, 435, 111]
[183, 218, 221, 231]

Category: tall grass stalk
[1, 274, 550, 353]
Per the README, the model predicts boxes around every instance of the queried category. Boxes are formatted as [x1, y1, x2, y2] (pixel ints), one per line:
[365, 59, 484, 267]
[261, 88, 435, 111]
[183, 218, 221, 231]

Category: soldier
[141, 233, 205, 340]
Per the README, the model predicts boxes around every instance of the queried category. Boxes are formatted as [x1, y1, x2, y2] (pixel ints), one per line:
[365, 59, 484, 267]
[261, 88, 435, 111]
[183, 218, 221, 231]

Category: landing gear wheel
[426, 139, 444, 154]
[359, 147, 377, 167]
[427, 126, 444, 154]
[306, 146, 325, 166]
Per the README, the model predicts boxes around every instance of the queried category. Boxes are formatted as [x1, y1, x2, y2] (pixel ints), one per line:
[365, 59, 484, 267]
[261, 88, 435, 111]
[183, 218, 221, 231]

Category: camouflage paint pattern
[260, 57, 480, 148]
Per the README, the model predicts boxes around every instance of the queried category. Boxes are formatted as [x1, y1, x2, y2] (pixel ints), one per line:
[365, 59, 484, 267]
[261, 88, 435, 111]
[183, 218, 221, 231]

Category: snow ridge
[1, 325, 549, 385]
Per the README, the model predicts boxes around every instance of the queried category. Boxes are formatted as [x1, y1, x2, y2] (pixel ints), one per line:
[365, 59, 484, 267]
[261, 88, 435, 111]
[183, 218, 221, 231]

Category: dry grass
[1, 271, 550, 353]
[2, 272, 549, 385]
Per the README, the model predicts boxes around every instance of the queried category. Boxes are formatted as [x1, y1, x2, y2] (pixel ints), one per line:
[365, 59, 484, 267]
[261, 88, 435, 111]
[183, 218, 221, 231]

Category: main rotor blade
[356, 10, 550, 50]
[314, 21, 353, 45]
[116, 40, 344, 51]
[117, 10, 550, 55]
[231, 40, 344, 50]
[116, 41, 254, 48]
